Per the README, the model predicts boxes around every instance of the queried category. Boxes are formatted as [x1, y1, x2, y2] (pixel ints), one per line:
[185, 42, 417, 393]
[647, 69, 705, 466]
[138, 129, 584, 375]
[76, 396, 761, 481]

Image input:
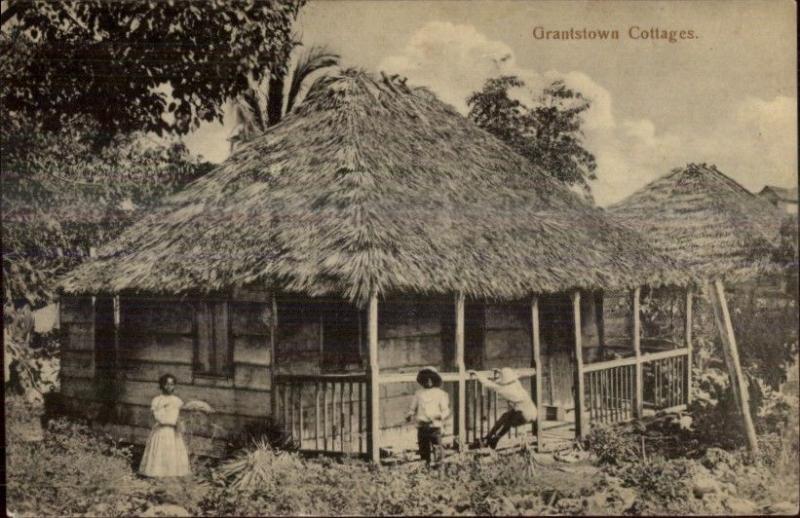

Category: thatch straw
[608, 163, 785, 283]
[59, 69, 677, 304]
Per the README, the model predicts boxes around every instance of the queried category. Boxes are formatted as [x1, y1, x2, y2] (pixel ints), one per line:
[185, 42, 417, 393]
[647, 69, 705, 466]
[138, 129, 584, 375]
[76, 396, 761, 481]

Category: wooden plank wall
[60, 296, 95, 380]
[580, 292, 602, 355]
[482, 301, 532, 414]
[60, 290, 615, 451]
[273, 295, 451, 445]
[269, 295, 456, 439]
[275, 297, 323, 375]
[539, 294, 574, 410]
[60, 294, 273, 451]
[534, 291, 605, 413]
[483, 301, 531, 368]
[378, 297, 447, 431]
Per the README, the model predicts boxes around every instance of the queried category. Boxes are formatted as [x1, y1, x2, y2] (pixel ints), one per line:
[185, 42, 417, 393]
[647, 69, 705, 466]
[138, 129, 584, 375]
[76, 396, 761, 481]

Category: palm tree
[230, 45, 340, 151]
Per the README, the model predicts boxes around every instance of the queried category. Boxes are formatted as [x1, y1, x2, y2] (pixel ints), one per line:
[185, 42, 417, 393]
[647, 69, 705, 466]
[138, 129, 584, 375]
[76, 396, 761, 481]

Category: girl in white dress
[139, 374, 191, 477]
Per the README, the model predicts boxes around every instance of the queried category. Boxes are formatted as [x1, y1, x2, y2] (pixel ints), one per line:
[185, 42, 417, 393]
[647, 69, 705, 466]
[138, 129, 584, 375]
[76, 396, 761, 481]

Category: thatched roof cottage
[58, 70, 690, 461]
[758, 185, 798, 216]
[608, 163, 784, 283]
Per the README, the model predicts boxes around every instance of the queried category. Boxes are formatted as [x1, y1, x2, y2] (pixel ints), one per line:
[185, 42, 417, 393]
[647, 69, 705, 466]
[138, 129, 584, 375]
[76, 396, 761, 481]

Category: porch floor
[379, 419, 577, 465]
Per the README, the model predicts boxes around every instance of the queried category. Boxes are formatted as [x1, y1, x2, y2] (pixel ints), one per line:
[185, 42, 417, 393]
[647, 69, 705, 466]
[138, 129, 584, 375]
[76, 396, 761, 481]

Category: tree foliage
[1, 115, 213, 306]
[773, 216, 799, 296]
[1, 0, 304, 138]
[467, 75, 597, 196]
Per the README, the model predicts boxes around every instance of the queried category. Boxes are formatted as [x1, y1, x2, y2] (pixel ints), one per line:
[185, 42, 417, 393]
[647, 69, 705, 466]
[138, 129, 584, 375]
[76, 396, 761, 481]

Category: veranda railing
[273, 368, 537, 457]
[583, 344, 690, 427]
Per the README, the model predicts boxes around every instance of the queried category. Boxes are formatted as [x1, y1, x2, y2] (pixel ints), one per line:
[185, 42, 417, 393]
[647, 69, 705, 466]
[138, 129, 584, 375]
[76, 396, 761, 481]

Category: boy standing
[406, 366, 450, 465]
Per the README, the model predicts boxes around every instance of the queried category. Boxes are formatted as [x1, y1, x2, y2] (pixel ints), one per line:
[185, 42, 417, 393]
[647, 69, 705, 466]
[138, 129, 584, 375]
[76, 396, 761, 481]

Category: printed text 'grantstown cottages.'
[532, 26, 698, 42]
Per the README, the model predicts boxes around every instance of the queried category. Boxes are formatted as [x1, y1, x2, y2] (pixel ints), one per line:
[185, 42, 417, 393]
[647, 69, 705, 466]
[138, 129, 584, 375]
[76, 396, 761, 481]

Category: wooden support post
[531, 295, 543, 451]
[366, 292, 381, 463]
[112, 295, 120, 373]
[572, 290, 586, 439]
[270, 293, 278, 418]
[685, 288, 693, 405]
[707, 280, 759, 454]
[632, 287, 643, 419]
[455, 293, 466, 452]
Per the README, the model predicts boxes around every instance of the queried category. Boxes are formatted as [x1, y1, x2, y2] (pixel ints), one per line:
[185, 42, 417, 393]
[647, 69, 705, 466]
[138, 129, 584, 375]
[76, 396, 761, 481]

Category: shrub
[6, 410, 152, 517]
[197, 444, 579, 516]
[728, 288, 798, 390]
[688, 367, 766, 450]
[224, 415, 295, 455]
[584, 423, 639, 465]
[757, 394, 799, 472]
[618, 456, 694, 512]
[689, 363, 798, 453]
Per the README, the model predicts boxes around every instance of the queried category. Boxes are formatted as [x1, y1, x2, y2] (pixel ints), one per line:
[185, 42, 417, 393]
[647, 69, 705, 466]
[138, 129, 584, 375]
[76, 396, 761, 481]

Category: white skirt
[139, 424, 191, 477]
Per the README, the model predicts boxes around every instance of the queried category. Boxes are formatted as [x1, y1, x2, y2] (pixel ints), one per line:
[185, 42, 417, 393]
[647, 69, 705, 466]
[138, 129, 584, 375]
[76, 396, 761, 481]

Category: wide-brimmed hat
[494, 367, 519, 386]
[416, 366, 443, 387]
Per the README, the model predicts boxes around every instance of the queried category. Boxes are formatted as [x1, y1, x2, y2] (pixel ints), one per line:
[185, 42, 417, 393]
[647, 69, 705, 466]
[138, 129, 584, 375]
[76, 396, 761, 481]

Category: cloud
[380, 21, 518, 111]
[380, 22, 798, 206]
[182, 101, 239, 164]
[693, 96, 797, 192]
[183, 22, 796, 201]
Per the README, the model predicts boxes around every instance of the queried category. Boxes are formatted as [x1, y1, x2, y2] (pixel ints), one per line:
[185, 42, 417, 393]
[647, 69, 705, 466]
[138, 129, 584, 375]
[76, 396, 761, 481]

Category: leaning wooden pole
[571, 290, 585, 439]
[706, 279, 759, 453]
[632, 287, 643, 419]
[531, 295, 544, 451]
[367, 292, 382, 463]
[455, 293, 466, 452]
[685, 288, 693, 405]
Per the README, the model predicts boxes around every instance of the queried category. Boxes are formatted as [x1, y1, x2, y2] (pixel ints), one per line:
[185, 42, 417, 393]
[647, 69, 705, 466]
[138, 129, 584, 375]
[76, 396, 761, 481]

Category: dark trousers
[485, 409, 533, 447]
[417, 425, 442, 464]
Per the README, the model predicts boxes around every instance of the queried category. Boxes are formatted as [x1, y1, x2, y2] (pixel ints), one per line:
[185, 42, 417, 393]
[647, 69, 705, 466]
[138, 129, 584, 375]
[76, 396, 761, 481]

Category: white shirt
[151, 394, 183, 427]
[408, 387, 451, 428]
[474, 374, 538, 422]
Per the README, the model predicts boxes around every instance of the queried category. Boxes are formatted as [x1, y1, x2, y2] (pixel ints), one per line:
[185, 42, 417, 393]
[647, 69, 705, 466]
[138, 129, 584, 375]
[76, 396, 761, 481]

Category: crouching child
[406, 366, 450, 465]
[469, 368, 538, 449]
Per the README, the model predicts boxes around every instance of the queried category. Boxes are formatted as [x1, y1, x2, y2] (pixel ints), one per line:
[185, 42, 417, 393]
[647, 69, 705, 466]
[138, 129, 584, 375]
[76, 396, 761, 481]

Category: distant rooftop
[759, 185, 799, 203]
[609, 163, 785, 283]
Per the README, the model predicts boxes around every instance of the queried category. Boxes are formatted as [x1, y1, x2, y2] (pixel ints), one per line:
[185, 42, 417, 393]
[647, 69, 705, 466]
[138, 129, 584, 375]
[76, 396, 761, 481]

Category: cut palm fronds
[218, 439, 304, 491]
[183, 400, 215, 413]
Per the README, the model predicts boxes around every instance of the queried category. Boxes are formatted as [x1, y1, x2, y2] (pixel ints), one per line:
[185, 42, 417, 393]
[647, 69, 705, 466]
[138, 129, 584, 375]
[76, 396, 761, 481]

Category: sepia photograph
[2, 0, 798, 516]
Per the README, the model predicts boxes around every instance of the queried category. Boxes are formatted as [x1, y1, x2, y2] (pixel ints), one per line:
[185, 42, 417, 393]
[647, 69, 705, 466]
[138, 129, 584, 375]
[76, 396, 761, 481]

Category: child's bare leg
[430, 428, 443, 464]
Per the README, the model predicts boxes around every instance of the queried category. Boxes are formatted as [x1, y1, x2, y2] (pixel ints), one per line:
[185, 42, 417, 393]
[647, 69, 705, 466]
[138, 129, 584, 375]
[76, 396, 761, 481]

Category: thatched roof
[608, 163, 785, 283]
[59, 69, 674, 303]
[759, 185, 798, 204]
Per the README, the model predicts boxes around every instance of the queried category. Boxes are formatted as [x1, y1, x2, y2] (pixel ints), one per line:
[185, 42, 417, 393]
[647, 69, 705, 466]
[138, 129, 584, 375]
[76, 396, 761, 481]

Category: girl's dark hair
[159, 373, 176, 390]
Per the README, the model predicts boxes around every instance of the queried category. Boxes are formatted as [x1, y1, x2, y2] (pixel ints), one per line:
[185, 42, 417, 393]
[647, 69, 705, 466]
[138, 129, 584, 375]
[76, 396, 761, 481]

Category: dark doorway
[464, 300, 485, 369]
[321, 300, 362, 371]
[538, 294, 575, 417]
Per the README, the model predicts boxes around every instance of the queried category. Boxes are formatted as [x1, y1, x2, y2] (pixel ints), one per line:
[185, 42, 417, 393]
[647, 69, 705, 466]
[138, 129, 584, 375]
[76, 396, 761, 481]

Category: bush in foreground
[5, 402, 151, 517]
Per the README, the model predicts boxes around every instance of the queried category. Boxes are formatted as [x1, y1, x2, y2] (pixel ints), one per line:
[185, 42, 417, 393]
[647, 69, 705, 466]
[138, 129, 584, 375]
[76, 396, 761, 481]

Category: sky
[184, 0, 797, 207]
